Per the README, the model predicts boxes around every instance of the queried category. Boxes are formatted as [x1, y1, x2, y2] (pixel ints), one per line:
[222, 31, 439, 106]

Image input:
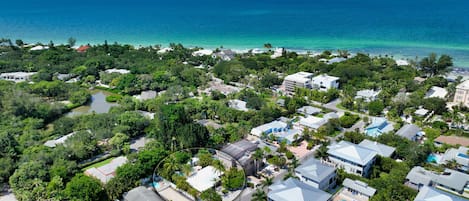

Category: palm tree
[445, 159, 461, 170]
[261, 177, 273, 188]
[251, 189, 267, 201]
[212, 159, 226, 174]
[283, 171, 298, 180]
[289, 157, 300, 170]
[252, 149, 264, 176]
[162, 156, 180, 178]
[419, 53, 453, 77]
[263, 43, 272, 50]
[315, 145, 329, 160]
[181, 163, 192, 177]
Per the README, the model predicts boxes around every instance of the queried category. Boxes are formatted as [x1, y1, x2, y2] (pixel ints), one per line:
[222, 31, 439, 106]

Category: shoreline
[12, 38, 469, 68]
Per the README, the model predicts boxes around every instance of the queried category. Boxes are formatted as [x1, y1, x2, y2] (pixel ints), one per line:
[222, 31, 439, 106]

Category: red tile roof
[77, 45, 90, 53]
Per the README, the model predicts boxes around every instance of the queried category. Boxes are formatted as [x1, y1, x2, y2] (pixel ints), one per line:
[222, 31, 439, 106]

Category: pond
[66, 90, 118, 117]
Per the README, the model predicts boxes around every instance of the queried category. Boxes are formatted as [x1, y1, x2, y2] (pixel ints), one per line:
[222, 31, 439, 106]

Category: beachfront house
[228, 99, 249, 111]
[294, 158, 336, 191]
[441, 147, 469, 172]
[219, 139, 258, 175]
[454, 80, 469, 106]
[396, 124, 423, 142]
[85, 156, 128, 184]
[192, 49, 213, 57]
[311, 74, 339, 91]
[340, 178, 377, 201]
[0, 72, 37, 83]
[414, 186, 468, 201]
[296, 105, 321, 116]
[326, 141, 377, 177]
[283, 72, 313, 94]
[212, 49, 235, 61]
[406, 166, 469, 196]
[124, 186, 164, 201]
[355, 89, 380, 102]
[364, 117, 394, 137]
[425, 86, 448, 99]
[268, 178, 332, 201]
[358, 139, 396, 158]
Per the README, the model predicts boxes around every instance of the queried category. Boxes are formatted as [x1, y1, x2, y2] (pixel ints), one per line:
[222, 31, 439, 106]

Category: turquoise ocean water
[1, 0, 469, 66]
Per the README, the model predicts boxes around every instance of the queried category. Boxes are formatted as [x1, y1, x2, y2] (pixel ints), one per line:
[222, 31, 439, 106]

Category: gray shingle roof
[434, 169, 469, 192]
[297, 106, 321, 115]
[295, 158, 336, 183]
[124, 186, 164, 201]
[268, 178, 332, 201]
[342, 178, 376, 197]
[358, 139, 396, 157]
[396, 124, 421, 140]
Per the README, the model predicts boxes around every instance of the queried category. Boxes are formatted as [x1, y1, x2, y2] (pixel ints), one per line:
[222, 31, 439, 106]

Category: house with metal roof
[425, 86, 448, 99]
[297, 106, 322, 116]
[355, 89, 380, 102]
[268, 178, 332, 201]
[396, 124, 424, 141]
[311, 74, 340, 91]
[0, 72, 37, 83]
[84, 156, 128, 184]
[186, 166, 222, 192]
[124, 186, 164, 201]
[406, 166, 469, 197]
[364, 117, 394, 137]
[414, 186, 468, 201]
[441, 147, 469, 172]
[327, 141, 377, 177]
[358, 139, 396, 158]
[219, 139, 257, 175]
[228, 99, 249, 111]
[298, 116, 327, 130]
[294, 158, 336, 191]
[341, 178, 376, 200]
[250, 121, 288, 137]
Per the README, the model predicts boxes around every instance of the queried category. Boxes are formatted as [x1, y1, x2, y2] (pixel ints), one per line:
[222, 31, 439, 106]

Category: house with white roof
[425, 86, 448, 99]
[271, 48, 285, 59]
[358, 139, 396, 158]
[311, 74, 339, 91]
[105, 68, 130, 74]
[192, 49, 213, 57]
[406, 166, 469, 196]
[283, 72, 313, 94]
[454, 80, 469, 106]
[340, 178, 376, 201]
[228, 99, 249, 111]
[251, 121, 288, 137]
[297, 106, 322, 116]
[415, 108, 430, 117]
[294, 158, 336, 190]
[0, 72, 37, 83]
[212, 49, 235, 61]
[298, 116, 327, 130]
[134, 90, 157, 101]
[355, 89, 380, 102]
[124, 186, 164, 201]
[186, 166, 222, 192]
[396, 124, 424, 142]
[157, 47, 173, 54]
[85, 156, 128, 183]
[414, 186, 467, 201]
[268, 178, 332, 201]
[326, 141, 377, 177]
[441, 147, 469, 172]
[364, 117, 394, 137]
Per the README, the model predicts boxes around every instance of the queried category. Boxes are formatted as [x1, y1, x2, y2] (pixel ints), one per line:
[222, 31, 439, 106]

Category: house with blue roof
[364, 117, 394, 137]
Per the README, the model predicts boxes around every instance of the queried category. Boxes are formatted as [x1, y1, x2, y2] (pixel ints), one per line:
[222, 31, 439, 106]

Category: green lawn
[82, 157, 116, 171]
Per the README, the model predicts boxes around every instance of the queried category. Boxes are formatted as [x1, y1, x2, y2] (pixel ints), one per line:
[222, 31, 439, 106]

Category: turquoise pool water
[152, 182, 160, 189]
[427, 154, 438, 163]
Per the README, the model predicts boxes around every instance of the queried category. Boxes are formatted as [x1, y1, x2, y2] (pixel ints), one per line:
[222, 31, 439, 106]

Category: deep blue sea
[1, 0, 469, 66]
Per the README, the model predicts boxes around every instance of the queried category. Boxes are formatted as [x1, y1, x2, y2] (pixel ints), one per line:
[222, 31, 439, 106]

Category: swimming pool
[152, 182, 160, 189]
[427, 154, 440, 163]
